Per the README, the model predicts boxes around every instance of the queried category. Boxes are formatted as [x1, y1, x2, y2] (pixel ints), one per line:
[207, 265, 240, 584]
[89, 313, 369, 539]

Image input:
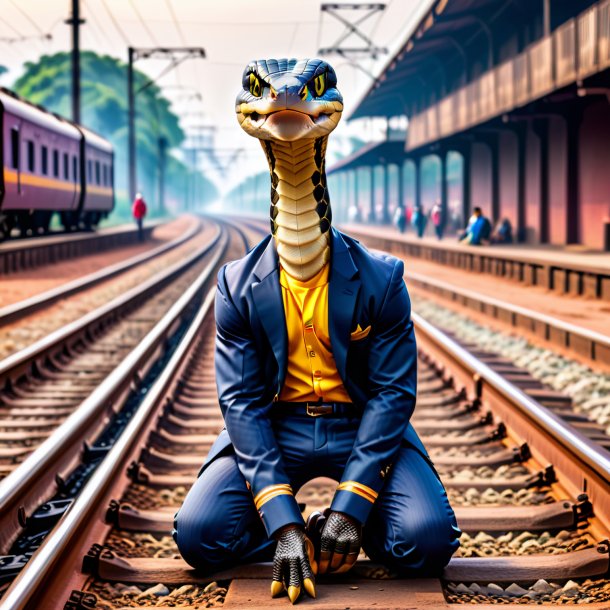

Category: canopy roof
[328, 140, 407, 174]
[349, 0, 533, 120]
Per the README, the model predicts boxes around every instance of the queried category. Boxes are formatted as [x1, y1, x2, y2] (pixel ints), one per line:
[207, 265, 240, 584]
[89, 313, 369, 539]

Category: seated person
[460, 207, 491, 245]
[491, 218, 513, 244]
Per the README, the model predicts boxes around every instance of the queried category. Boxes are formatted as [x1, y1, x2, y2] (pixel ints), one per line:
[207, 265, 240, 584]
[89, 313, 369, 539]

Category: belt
[273, 401, 361, 418]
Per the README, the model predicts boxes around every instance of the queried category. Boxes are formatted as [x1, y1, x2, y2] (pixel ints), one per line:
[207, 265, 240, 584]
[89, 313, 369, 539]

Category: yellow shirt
[278, 263, 352, 403]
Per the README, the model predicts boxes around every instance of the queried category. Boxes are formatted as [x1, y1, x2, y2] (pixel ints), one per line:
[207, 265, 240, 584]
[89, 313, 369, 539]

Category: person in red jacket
[132, 193, 147, 242]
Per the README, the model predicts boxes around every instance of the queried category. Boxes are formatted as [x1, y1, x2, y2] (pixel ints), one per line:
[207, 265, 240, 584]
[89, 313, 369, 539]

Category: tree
[13, 51, 215, 216]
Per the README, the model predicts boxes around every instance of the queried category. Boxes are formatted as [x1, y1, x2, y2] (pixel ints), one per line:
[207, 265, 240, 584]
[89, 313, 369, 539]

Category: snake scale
[236, 58, 343, 281]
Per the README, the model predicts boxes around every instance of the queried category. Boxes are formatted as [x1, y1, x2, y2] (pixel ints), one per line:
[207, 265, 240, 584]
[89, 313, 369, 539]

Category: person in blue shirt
[460, 207, 491, 245]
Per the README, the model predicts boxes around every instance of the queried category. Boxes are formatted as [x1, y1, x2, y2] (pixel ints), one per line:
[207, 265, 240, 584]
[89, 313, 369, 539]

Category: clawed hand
[271, 526, 317, 603]
[271, 510, 362, 604]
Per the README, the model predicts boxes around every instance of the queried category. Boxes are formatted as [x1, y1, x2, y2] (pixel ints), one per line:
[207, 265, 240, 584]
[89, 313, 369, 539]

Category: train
[0, 87, 114, 240]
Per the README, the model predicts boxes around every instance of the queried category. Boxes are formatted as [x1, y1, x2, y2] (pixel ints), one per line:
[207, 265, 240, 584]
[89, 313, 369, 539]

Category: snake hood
[236, 58, 343, 281]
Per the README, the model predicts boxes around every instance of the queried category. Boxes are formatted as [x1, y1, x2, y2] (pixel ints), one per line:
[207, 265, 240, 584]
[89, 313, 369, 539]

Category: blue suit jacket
[208, 227, 427, 536]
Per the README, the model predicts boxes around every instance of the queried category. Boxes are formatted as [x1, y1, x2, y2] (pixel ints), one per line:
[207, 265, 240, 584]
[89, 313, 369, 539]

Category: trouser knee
[364, 520, 460, 575]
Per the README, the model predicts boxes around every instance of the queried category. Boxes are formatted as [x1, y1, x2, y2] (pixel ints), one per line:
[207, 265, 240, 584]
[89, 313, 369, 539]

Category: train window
[63, 153, 69, 180]
[53, 150, 59, 178]
[87, 160, 92, 184]
[95, 161, 101, 185]
[41, 146, 48, 175]
[26, 140, 35, 172]
[73, 156, 78, 182]
[102, 164, 107, 186]
[10, 128, 19, 170]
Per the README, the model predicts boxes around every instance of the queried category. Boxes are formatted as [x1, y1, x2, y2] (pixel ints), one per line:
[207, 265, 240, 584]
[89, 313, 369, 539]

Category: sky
[0, 0, 426, 193]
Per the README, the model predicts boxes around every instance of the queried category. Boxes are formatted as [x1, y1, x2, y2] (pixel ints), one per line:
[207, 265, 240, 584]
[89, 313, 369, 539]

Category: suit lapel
[328, 228, 361, 381]
[252, 238, 288, 386]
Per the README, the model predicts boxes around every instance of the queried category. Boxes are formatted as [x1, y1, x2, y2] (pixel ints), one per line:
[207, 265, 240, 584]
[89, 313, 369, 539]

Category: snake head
[236, 58, 343, 142]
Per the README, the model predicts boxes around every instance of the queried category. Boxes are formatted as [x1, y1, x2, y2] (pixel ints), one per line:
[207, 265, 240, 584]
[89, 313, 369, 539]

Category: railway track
[0, 218, 228, 560]
[0, 216, 202, 326]
[336, 225, 610, 368]
[0, 220, 165, 276]
[0, 220, 609, 608]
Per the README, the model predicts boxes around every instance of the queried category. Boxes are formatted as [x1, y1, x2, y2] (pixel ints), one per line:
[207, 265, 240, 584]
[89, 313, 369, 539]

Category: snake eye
[249, 73, 263, 97]
[313, 73, 327, 97]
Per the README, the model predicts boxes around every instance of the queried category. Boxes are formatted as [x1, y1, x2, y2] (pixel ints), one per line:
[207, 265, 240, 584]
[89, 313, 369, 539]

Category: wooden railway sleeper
[413, 443, 530, 468]
[443, 541, 610, 583]
[414, 410, 493, 432]
[444, 465, 557, 490]
[420, 423, 506, 447]
[105, 496, 592, 535]
[79, 545, 610, 585]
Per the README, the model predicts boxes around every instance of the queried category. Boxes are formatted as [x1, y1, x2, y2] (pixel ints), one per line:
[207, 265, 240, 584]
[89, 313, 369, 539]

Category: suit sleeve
[214, 266, 304, 537]
[330, 258, 417, 524]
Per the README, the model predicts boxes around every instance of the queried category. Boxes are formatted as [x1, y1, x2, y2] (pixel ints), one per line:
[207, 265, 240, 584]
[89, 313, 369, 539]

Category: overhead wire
[99, 0, 131, 45]
[84, 0, 120, 49]
[163, 0, 185, 86]
[128, 0, 159, 46]
[7, 0, 45, 35]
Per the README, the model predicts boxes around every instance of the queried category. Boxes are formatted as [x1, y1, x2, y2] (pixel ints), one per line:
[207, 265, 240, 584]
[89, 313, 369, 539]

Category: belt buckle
[306, 403, 333, 417]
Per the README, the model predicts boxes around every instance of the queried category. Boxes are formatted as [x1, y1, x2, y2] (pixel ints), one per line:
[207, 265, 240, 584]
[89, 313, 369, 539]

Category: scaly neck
[262, 136, 331, 281]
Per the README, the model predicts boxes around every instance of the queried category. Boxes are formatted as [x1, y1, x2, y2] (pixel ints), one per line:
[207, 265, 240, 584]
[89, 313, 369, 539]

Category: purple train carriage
[0, 88, 114, 240]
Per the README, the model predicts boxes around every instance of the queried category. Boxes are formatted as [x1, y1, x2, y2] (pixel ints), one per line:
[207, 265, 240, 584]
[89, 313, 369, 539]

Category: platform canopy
[349, 0, 533, 120]
[328, 140, 407, 174]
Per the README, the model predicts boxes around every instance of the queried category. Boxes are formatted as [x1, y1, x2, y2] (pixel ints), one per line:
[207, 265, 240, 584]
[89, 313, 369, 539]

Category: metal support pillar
[157, 137, 167, 214]
[511, 124, 527, 242]
[461, 147, 471, 227]
[475, 133, 500, 223]
[533, 119, 550, 243]
[128, 47, 136, 202]
[566, 110, 582, 244]
[397, 161, 404, 209]
[414, 158, 421, 211]
[66, 0, 84, 124]
[369, 166, 376, 223]
[382, 164, 390, 224]
[439, 151, 448, 233]
[127, 47, 205, 205]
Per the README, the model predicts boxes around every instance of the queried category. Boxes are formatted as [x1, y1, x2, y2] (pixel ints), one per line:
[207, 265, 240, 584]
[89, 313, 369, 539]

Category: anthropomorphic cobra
[236, 58, 343, 281]
[171, 56, 460, 609]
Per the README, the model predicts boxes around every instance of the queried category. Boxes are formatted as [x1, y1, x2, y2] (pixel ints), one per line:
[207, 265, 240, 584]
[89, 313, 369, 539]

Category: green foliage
[13, 51, 216, 215]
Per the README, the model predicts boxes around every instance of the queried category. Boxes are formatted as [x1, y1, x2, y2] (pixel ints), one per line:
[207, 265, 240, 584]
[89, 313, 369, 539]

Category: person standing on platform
[431, 200, 443, 240]
[459, 207, 491, 245]
[393, 205, 406, 233]
[132, 192, 147, 242]
[411, 204, 427, 238]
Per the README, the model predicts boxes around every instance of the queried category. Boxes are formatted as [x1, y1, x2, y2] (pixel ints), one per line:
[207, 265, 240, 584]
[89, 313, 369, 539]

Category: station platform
[341, 224, 610, 302]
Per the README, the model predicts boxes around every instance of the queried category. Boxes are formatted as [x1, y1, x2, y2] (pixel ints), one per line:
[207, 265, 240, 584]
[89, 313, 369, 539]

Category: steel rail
[413, 311, 610, 522]
[0, 223, 222, 386]
[407, 271, 610, 363]
[0, 216, 203, 326]
[0, 288, 217, 610]
[0, 224, 224, 552]
[0, 224, 252, 610]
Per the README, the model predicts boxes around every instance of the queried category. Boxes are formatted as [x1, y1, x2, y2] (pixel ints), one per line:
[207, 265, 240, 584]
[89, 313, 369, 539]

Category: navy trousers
[173, 412, 461, 575]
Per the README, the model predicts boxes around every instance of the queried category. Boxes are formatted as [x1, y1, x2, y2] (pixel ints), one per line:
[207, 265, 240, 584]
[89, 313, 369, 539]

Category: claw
[303, 577, 316, 598]
[271, 580, 285, 598]
[287, 585, 301, 604]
